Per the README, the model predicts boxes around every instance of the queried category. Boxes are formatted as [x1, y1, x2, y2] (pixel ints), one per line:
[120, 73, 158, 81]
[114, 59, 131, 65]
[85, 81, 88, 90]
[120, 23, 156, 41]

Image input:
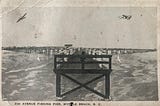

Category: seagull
[119, 14, 132, 20]
[34, 35, 38, 39]
[16, 13, 27, 23]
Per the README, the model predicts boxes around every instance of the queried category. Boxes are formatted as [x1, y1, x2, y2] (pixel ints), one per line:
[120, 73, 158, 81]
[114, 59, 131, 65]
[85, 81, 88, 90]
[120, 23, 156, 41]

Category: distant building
[64, 44, 73, 48]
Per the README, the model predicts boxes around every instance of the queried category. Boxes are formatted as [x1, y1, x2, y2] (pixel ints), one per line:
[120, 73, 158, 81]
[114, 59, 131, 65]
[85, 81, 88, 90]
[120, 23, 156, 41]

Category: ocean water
[2, 50, 158, 101]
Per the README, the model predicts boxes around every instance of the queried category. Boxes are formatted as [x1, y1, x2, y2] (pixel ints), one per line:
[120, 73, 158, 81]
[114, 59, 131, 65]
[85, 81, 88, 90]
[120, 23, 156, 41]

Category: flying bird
[34, 35, 38, 39]
[34, 33, 38, 39]
[16, 13, 27, 23]
[119, 14, 132, 20]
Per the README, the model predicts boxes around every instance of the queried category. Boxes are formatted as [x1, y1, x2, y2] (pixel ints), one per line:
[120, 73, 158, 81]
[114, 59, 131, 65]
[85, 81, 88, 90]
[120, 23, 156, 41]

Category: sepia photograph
[1, 7, 158, 101]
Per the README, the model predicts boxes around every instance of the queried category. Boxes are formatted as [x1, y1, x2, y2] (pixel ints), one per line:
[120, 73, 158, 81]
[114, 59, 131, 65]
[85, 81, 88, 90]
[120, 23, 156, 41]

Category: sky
[2, 7, 157, 49]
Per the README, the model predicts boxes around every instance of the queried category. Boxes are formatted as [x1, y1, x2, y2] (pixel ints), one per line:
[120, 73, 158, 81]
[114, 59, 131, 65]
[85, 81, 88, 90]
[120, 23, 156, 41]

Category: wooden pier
[54, 52, 112, 99]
